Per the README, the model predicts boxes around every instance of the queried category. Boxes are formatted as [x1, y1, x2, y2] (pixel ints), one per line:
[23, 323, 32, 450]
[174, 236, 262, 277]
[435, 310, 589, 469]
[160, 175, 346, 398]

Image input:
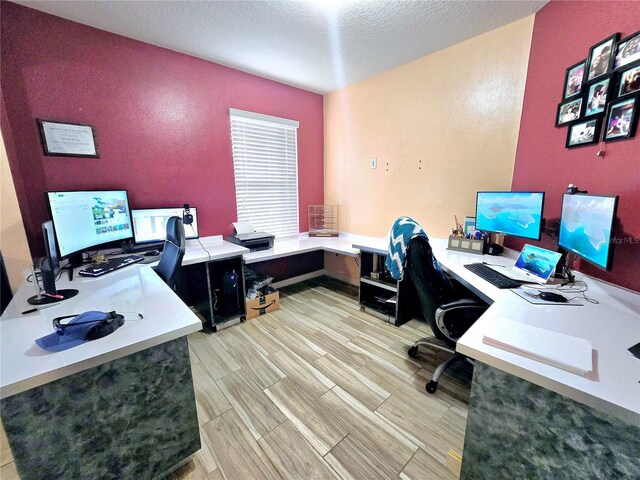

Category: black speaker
[485, 243, 504, 256]
[40, 256, 57, 295]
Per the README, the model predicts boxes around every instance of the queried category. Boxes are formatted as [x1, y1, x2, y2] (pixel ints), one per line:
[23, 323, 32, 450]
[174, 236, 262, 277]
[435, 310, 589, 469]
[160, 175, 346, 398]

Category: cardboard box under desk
[245, 291, 280, 320]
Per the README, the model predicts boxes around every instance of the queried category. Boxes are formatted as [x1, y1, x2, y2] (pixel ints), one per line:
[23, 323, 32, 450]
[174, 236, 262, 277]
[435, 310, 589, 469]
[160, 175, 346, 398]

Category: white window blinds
[230, 108, 300, 238]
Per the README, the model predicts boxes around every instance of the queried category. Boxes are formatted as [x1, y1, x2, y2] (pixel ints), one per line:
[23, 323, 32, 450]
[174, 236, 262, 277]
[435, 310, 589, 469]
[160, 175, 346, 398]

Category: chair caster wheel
[426, 380, 438, 394]
[408, 346, 418, 358]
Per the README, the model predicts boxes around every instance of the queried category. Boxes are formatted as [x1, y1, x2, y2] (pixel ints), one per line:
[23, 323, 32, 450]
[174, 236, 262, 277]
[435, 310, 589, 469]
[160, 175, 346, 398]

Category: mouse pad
[629, 342, 640, 360]
[511, 288, 582, 306]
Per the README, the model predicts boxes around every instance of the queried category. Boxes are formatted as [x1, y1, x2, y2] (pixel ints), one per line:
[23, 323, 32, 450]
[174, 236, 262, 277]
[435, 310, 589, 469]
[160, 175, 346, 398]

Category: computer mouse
[144, 250, 161, 257]
[538, 291, 568, 303]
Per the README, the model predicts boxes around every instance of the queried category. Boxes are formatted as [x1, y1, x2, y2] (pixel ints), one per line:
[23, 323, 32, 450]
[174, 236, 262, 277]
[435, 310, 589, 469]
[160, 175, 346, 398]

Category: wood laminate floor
[175, 277, 471, 480]
[0, 277, 472, 480]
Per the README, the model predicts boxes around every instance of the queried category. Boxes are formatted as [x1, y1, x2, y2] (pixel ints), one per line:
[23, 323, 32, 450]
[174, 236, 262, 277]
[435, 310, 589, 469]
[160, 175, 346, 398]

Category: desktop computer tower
[219, 272, 240, 316]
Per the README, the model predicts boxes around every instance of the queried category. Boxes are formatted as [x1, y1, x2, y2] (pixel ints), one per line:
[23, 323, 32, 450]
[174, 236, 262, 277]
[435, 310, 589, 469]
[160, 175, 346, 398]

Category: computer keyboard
[78, 255, 144, 277]
[464, 263, 522, 289]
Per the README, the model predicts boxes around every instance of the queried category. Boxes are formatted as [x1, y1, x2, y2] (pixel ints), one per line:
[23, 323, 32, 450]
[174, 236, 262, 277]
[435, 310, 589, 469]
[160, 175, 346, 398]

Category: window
[229, 108, 300, 238]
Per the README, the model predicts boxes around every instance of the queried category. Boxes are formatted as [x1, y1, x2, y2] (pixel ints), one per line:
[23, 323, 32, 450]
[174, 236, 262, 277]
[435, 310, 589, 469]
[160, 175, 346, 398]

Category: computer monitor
[558, 193, 618, 271]
[475, 191, 545, 241]
[46, 190, 133, 261]
[131, 207, 198, 244]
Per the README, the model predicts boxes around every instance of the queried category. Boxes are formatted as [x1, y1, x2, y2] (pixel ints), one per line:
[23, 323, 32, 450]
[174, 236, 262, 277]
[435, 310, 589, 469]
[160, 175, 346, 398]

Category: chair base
[407, 338, 473, 394]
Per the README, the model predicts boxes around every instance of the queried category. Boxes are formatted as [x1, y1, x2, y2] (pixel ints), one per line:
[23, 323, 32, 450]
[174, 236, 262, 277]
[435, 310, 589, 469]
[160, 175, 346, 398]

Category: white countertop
[4, 231, 638, 422]
[244, 232, 362, 263]
[182, 235, 249, 265]
[352, 235, 640, 425]
[0, 266, 202, 399]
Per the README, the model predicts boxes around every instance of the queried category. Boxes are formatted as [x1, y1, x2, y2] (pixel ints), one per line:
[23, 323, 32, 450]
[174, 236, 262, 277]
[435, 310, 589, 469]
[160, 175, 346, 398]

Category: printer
[226, 222, 274, 252]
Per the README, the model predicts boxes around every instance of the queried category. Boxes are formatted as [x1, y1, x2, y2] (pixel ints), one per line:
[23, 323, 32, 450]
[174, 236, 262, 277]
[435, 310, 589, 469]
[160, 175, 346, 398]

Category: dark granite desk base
[1, 337, 200, 480]
[461, 362, 640, 480]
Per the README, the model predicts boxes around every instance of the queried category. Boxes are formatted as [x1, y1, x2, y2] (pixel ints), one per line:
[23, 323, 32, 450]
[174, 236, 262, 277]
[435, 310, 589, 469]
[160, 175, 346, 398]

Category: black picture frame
[563, 59, 586, 99]
[586, 33, 620, 82]
[566, 118, 601, 148]
[613, 30, 640, 71]
[556, 97, 583, 126]
[616, 62, 640, 98]
[584, 77, 611, 117]
[603, 95, 638, 142]
[37, 119, 100, 158]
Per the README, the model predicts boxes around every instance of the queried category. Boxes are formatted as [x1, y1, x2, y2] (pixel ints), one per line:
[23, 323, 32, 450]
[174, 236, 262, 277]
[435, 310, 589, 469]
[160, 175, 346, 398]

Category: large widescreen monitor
[46, 190, 133, 258]
[131, 207, 199, 244]
[558, 193, 618, 270]
[475, 191, 545, 241]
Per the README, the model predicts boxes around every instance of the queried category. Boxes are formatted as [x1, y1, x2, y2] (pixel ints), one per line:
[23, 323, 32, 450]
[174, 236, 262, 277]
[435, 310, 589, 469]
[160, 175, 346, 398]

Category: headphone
[52, 311, 141, 340]
[183, 204, 193, 226]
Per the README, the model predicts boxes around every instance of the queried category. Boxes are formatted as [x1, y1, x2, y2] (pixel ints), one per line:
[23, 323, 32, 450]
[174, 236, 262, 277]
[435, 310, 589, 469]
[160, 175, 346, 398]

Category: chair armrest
[439, 299, 486, 311]
[435, 299, 488, 342]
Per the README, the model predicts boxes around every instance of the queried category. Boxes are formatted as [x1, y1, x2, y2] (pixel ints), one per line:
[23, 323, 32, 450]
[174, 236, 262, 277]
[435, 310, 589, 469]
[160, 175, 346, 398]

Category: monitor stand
[28, 289, 79, 306]
[27, 260, 79, 305]
[553, 248, 575, 284]
[68, 252, 84, 268]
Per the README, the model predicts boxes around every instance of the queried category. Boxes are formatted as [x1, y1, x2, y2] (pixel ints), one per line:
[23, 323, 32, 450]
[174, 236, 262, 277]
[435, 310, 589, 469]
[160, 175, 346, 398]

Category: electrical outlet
[370, 158, 377, 169]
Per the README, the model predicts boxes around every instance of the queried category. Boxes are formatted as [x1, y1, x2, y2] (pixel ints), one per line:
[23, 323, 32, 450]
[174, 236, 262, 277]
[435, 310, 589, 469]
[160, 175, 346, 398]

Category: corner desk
[352, 236, 640, 479]
[0, 266, 202, 479]
[2, 232, 638, 479]
[176, 233, 363, 330]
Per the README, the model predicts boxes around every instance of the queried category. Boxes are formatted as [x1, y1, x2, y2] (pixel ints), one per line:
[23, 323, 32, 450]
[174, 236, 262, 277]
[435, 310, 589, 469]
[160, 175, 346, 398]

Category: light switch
[370, 158, 377, 169]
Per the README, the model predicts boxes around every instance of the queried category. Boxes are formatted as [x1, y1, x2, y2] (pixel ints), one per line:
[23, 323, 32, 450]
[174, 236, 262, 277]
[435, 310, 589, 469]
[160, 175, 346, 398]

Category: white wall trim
[322, 269, 359, 286]
[229, 108, 299, 128]
[271, 270, 324, 289]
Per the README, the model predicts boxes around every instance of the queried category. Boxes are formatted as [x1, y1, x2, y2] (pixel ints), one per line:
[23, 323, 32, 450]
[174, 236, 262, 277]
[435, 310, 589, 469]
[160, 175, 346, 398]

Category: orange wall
[324, 16, 535, 243]
[1, 128, 31, 293]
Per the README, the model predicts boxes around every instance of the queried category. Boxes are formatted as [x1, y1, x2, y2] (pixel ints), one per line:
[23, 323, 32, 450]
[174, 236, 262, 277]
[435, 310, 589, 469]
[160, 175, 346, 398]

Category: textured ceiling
[13, 0, 547, 93]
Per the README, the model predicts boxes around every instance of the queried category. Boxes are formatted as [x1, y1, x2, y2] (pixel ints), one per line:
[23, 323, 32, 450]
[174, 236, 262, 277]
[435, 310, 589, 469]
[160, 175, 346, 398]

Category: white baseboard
[270, 269, 359, 289]
[272, 270, 325, 289]
[323, 269, 359, 286]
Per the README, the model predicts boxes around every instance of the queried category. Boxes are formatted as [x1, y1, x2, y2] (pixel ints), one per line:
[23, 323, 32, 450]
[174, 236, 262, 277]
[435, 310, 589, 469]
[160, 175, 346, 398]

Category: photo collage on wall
[556, 30, 640, 148]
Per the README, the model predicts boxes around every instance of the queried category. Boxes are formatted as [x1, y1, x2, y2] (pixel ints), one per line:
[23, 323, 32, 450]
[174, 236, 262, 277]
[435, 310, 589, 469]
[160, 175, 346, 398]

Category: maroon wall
[1, 2, 324, 256]
[510, 1, 640, 292]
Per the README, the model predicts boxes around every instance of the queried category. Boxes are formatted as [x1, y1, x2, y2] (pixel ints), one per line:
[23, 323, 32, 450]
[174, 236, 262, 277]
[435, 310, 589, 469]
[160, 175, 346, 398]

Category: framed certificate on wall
[37, 119, 99, 157]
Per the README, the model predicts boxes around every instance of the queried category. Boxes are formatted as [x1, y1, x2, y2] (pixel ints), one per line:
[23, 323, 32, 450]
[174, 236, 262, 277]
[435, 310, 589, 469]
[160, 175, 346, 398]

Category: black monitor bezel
[558, 193, 618, 271]
[475, 191, 545, 241]
[45, 189, 134, 260]
[131, 206, 199, 244]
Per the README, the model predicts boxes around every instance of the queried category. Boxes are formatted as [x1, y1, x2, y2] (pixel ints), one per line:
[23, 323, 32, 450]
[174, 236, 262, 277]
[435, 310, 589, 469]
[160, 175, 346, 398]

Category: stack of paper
[482, 317, 593, 376]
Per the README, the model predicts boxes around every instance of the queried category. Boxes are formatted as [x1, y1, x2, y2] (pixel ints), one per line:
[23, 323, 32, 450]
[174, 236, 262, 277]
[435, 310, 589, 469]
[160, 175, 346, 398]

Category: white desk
[0, 264, 203, 478]
[0, 265, 202, 399]
[243, 232, 362, 263]
[351, 236, 640, 425]
[179, 233, 360, 267]
[182, 235, 249, 265]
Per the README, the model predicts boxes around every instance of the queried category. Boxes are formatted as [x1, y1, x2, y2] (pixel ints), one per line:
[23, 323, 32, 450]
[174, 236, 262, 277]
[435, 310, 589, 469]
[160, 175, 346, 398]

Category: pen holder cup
[446, 236, 486, 255]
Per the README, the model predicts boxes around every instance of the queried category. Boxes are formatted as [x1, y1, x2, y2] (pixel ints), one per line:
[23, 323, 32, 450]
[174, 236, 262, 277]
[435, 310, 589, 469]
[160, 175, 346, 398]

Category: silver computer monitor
[131, 207, 198, 244]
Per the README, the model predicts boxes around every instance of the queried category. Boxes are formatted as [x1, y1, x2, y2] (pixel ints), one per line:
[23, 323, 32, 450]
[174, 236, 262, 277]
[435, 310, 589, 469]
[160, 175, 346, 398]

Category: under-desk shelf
[358, 249, 417, 326]
[360, 276, 398, 292]
[360, 299, 396, 318]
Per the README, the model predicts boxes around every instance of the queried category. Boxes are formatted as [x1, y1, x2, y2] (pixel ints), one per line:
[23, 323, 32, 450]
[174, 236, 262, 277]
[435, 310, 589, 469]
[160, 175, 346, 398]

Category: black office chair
[154, 216, 186, 289]
[404, 236, 488, 393]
